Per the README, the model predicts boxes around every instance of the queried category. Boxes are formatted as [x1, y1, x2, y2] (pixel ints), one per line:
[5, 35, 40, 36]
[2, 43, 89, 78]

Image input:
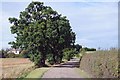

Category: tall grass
[79, 49, 118, 78]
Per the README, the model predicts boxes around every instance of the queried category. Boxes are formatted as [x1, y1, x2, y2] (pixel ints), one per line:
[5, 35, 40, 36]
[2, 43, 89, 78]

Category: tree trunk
[59, 52, 63, 63]
[39, 58, 46, 67]
[53, 53, 57, 64]
[38, 52, 46, 67]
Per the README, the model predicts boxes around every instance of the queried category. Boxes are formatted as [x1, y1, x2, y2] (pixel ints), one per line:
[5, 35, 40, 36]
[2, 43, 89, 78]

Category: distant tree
[8, 2, 76, 67]
[81, 47, 96, 51]
[6, 52, 16, 58]
[82, 47, 88, 51]
[89, 48, 96, 51]
[74, 44, 82, 52]
[0, 49, 5, 58]
[0, 49, 9, 58]
[63, 48, 77, 61]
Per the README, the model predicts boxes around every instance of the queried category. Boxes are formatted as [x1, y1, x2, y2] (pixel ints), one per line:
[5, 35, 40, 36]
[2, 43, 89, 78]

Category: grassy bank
[79, 49, 118, 78]
[25, 68, 49, 79]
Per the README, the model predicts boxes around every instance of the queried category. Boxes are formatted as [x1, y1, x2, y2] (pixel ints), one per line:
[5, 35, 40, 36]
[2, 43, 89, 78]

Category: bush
[15, 54, 22, 58]
[81, 47, 96, 51]
[63, 48, 77, 61]
[0, 49, 8, 58]
[20, 50, 29, 58]
[6, 53, 16, 58]
[29, 51, 42, 67]
[47, 54, 54, 65]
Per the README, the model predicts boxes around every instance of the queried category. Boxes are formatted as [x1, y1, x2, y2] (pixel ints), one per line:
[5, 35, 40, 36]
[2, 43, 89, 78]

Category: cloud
[44, 2, 118, 49]
[1, 2, 118, 49]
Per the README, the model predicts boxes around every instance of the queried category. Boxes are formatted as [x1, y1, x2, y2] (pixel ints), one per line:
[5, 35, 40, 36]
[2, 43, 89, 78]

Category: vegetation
[0, 49, 9, 58]
[81, 47, 96, 51]
[1, 1, 117, 79]
[8, 1, 76, 67]
[74, 44, 82, 52]
[26, 68, 49, 78]
[75, 68, 91, 78]
[79, 49, 118, 78]
[20, 50, 29, 58]
[1, 58, 35, 78]
[0, 49, 22, 58]
[63, 48, 77, 61]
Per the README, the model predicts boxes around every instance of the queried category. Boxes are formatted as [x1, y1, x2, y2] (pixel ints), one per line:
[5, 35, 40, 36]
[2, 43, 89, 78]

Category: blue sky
[0, 1, 118, 49]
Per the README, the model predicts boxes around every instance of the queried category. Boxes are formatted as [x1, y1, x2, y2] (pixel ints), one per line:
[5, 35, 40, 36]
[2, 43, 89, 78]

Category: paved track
[42, 58, 81, 78]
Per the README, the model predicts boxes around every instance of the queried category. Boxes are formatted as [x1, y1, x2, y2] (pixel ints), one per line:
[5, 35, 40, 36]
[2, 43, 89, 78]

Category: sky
[0, 0, 118, 50]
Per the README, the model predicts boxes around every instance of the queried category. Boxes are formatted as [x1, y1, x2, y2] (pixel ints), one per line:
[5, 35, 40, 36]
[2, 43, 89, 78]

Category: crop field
[80, 49, 118, 78]
[0, 58, 34, 78]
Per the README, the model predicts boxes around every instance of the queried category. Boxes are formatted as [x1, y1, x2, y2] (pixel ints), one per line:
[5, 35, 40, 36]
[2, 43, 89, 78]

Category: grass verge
[25, 67, 49, 79]
[18, 65, 35, 79]
[75, 68, 92, 78]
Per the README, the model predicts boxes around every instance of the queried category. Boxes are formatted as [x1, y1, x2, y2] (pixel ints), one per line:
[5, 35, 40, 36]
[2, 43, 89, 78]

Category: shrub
[6, 53, 16, 58]
[20, 50, 29, 58]
[81, 47, 96, 51]
[0, 49, 8, 58]
[29, 51, 42, 67]
[63, 48, 77, 61]
[15, 54, 22, 58]
[74, 44, 82, 52]
[47, 54, 54, 65]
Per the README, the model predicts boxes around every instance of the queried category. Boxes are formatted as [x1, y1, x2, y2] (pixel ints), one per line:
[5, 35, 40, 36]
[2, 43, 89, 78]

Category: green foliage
[8, 1, 76, 67]
[26, 68, 49, 78]
[0, 49, 23, 58]
[20, 50, 29, 58]
[81, 47, 96, 51]
[6, 52, 16, 58]
[15, 54, 22, 58]
[46, 54, 54, 65]
[74, 44, 82, 52]
[34, 54, 41, 67]
[29, 51, 42, 67]
[63, 48, 77, 61]
[0, 49, 9, 58]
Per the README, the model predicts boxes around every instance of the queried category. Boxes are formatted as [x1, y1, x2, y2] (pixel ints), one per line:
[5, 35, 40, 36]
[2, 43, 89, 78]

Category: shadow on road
[53, 58, 80, 68]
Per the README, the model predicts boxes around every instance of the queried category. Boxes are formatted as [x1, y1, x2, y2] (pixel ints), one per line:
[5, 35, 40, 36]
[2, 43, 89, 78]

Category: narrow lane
[42, 58, 81, 78]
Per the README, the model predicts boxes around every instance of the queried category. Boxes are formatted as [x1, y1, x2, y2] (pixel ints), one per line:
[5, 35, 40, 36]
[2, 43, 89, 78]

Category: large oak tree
[9, 2, 76, 67]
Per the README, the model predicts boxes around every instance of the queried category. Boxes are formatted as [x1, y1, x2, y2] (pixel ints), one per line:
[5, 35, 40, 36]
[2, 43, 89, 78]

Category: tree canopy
[9, 2, 76, 67]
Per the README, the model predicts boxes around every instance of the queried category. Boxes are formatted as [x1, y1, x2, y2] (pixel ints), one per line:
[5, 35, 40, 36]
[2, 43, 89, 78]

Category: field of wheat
[0, 58, 34, 79]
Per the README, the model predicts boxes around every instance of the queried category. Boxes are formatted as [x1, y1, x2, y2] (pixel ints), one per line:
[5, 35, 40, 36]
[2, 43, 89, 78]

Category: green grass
[18, 66, 35, 79]
[25, 67, 49, 79]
